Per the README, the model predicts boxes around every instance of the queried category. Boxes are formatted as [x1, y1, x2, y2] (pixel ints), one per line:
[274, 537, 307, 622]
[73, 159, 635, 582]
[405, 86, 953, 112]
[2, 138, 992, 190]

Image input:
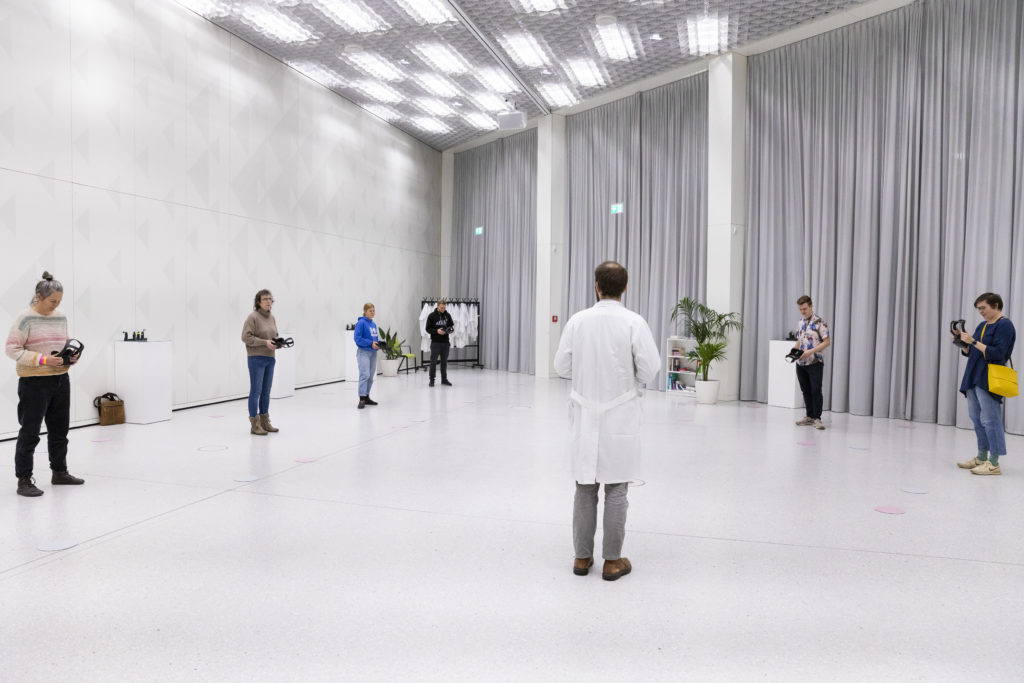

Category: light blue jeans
[966, 386, 1006, 456]
[357, 347, 377, 397]
[247, 356, 275, 417]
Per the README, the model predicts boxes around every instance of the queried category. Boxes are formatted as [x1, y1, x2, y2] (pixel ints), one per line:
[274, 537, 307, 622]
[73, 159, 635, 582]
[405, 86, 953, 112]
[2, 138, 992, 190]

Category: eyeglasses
[261, 297, 274, 303]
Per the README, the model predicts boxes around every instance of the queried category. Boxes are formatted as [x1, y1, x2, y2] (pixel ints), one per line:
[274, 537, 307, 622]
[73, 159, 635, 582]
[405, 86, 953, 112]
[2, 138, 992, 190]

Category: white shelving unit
[666, 337, 697, 395]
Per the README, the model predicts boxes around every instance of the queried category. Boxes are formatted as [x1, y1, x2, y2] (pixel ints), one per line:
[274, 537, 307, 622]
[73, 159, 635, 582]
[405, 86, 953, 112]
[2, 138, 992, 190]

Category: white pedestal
[344, 329, 359, 382]
[270, 333, 295, 399]
[114, 341, 172, 424]
[768, 339, 804, 409]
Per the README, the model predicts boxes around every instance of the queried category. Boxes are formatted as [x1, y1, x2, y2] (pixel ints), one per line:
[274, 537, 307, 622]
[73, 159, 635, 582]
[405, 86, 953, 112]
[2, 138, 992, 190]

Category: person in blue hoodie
[955, 292, 1016, 475]
[354, 303, 380, 410]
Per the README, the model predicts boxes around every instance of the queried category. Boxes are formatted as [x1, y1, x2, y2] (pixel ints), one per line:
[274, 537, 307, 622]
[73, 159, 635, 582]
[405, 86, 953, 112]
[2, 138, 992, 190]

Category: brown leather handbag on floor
[93, 392, 125, 426]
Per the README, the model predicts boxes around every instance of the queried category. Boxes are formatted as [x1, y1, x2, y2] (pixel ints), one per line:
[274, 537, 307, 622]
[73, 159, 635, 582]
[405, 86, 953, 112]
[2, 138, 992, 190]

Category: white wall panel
[70, 184, 135, 425]
[0, 0, 72, 180]
[0, 0, 441, 439]
[70, 0, 135, 195]
[0, 170, 74, 436]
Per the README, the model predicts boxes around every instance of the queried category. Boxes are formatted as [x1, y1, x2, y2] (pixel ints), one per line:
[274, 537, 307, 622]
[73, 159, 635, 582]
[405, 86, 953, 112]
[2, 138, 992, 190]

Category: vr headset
[785, 347, 802, 363]
[272, 337, 294, 349]
[950, 319, 970, 350]
[52, 339, 84, 366]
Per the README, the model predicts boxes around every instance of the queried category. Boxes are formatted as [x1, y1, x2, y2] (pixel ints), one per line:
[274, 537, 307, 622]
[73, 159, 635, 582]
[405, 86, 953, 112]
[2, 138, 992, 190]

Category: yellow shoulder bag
[981, 321, 1018, 398]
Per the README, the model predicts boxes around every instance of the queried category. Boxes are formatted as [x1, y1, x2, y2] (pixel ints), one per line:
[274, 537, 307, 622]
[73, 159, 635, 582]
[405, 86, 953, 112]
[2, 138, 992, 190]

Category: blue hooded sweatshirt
[354, 316, 379, 349]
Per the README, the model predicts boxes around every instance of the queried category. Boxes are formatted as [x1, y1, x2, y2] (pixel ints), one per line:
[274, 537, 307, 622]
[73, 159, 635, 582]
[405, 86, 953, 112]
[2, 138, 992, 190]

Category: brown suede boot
[249, 416, 267, 435]
[573, 557, 594, 576]
[602, 558, 632, 581]
[259, 413, 279, 433]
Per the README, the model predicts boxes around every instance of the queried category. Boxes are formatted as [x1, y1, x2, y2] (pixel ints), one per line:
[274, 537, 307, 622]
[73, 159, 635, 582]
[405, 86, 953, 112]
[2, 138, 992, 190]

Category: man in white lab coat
[553, 261, 661, 581]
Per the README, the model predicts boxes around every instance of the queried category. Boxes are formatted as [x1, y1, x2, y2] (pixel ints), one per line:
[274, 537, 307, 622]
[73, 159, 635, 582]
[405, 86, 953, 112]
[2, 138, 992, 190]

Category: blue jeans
[247, 356, 275, 417]
[357, 347, 377, 397]
[966, 386, 1006, 456]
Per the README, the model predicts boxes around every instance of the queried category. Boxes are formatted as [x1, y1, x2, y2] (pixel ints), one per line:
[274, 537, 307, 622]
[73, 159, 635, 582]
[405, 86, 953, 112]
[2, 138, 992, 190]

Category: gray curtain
[451, 129, 537, 373]
[564, 73, 708, 386]
[741, 0, 1024, 433]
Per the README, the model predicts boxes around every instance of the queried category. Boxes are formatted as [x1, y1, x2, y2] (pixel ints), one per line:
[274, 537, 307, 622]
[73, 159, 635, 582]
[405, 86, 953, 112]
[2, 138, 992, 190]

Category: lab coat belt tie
[569, 388, 640, 414]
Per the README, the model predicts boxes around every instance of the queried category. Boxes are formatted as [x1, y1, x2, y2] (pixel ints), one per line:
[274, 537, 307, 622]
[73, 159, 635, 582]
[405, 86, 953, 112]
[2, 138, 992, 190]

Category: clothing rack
[420, 297, 483, 369]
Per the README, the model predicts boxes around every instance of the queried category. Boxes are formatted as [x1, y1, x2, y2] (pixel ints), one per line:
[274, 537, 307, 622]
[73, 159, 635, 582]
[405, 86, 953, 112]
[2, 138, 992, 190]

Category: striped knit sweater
[5, 308, 70, 378]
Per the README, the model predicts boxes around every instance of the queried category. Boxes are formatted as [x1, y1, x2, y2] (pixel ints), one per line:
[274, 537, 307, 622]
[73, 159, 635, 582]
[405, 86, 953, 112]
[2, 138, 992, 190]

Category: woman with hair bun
[241, 289, 280, 435]
[4, 271, 84, 497]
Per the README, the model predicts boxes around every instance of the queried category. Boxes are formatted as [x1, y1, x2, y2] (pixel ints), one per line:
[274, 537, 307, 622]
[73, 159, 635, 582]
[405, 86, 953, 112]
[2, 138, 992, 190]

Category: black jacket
[425, 309, 454, 345]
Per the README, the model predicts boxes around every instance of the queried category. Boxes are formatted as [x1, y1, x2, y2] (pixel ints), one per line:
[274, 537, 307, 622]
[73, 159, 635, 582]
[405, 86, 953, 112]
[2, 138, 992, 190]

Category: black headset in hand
[272, 337, 294, 348]
[950, 319, 970, 350]
[52, 339, 84, 366]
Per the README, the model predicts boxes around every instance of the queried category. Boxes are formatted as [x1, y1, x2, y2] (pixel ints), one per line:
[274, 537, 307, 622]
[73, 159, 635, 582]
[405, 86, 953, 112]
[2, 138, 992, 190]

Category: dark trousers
[795, 362, 824, 419]
[429, 342, 450, 381]
[15, 374, 71, 479]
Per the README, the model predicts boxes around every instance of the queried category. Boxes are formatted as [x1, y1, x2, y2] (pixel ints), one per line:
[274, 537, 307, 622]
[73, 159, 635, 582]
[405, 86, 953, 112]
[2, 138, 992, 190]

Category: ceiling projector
[497, 110, 527, 130]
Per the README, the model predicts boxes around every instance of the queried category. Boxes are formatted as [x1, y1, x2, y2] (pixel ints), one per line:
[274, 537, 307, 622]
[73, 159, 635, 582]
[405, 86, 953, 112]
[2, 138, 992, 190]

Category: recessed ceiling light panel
[565, 58, 605, 88]
[464, 112, 497, 130]
[394, 0, 455, 25]
[475, 67, 520, 93]
[413, 117, 450, 134]
[239, 4, 315, 43]
[416, 73, 461, 98]
[352, 80, 404, 103]
[416, 97, 456, 117]
[498, 32, 551, 68]
[537, 82, 578, 108]
[312, 0, 389, 33]
[412, 42, 472, 74]
[470, 92, 509, 113]
[345, 51, 405, 81]
[684, 13, 729, 56]
[591, 16, 638, 61]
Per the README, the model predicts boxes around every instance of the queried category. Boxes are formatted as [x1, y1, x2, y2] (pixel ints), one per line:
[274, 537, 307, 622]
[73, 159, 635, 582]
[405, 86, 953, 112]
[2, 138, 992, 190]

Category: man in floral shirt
[792, 295, 831, 430]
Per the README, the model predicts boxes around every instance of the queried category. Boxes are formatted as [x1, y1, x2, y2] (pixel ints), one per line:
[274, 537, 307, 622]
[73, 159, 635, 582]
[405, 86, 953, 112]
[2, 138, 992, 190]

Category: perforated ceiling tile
[176, 0, 873, 150]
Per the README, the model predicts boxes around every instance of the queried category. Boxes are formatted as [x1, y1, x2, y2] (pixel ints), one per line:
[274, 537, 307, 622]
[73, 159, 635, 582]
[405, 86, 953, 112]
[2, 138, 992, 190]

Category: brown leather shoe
[602, 557, 632, 581]
[573, 557, 594, 576]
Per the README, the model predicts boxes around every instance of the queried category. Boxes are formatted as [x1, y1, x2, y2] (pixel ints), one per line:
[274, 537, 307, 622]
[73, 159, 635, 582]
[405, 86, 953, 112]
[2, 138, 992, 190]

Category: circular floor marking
[797, 440, 815, 446]
[294, 457, 317, 463]
[874, 506, 905, 515]
[898, 424, 915, 430]
[900, 487, 928, 495]
[198, 445, 229, 452]
[848, 446, 870, 451]
[38, 538, 78, 552]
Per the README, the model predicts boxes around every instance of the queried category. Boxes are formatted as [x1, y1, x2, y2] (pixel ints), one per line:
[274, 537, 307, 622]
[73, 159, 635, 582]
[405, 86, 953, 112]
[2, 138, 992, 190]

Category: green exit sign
[474, 226, 483, 235]
[610, 203, 624, 214]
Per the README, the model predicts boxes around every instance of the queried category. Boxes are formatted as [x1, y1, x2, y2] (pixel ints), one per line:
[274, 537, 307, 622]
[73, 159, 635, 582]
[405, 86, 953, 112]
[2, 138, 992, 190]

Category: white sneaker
[971, 461, 1001, 476]
[795, 417, 814, 426]
[957, 457, 985, 469]
[813, 419, 825, 430]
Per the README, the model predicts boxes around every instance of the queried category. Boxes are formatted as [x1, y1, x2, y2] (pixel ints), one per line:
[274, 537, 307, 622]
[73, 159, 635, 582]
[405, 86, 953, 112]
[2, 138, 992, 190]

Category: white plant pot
[380, 358, 401, 377]
[695, 379, 719, 405]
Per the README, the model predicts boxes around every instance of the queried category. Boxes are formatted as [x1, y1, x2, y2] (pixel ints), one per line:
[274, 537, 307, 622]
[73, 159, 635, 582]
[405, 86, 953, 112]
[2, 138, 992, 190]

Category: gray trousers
[573, 482, 629, 561]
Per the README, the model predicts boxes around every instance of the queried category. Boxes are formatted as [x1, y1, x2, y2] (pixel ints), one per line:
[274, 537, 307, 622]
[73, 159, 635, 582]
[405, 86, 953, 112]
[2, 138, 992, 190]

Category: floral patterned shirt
[795, 314, 830, 366]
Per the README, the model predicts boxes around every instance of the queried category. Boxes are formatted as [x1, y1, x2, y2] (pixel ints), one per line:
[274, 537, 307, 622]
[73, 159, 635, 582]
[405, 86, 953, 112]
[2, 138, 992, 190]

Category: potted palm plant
[670, 297, 742, 404]
[379, 327, 405, 377]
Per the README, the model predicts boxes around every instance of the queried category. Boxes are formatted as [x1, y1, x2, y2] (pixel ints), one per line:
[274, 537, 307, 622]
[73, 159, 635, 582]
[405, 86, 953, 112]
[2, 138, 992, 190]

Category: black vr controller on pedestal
[272, 337, 294, 349]
[785, 347, 802, 363]
[950, 319, 970, 350]
[52, 339, 84, 366]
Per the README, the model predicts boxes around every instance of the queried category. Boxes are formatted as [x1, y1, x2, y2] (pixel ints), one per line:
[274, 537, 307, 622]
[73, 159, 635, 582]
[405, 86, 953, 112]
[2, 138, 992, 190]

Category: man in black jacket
[425, 299, 454, 387]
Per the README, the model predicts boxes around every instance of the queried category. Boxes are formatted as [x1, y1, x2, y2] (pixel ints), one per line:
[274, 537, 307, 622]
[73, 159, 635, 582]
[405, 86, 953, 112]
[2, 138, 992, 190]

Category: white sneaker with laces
[957, 457, 985, 469]
[813, 419, 825, 430]
[795, 417, 814, 426]
[971, 461, 1001, 476]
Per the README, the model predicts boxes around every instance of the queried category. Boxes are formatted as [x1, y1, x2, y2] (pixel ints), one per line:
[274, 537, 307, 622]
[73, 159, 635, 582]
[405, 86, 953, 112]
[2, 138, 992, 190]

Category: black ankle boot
[17, 477, 44, 497]
[358, 397, 366, 409]
[364, 396, 378, 406]
[52, 470, 85, 485]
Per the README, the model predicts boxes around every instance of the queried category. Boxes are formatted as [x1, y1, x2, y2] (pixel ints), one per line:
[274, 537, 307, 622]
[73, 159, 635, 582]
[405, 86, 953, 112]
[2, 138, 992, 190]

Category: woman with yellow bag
[954, 292, 1017, 476]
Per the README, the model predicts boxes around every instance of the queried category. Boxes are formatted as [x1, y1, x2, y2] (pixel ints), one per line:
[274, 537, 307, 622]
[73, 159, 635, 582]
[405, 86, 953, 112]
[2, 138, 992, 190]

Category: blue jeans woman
[241, 289, 280, 435]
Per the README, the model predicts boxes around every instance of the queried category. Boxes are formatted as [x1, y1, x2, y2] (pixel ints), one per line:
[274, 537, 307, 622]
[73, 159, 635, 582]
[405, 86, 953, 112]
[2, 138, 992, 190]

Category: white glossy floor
[1, 369, 1022, 681]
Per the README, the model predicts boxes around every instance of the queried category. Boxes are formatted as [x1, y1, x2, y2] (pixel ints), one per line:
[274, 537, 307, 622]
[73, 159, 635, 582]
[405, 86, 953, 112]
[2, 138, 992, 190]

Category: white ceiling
[176, 0, 882, 151]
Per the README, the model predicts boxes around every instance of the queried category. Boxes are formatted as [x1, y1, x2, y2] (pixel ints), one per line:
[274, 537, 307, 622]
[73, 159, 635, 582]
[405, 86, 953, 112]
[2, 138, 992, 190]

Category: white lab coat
[418, 303, 433, 352]
[553, 300, 661, 484]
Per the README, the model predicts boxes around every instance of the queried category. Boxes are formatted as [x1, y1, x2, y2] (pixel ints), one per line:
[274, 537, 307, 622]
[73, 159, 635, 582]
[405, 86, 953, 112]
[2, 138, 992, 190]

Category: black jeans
[429, 342, 450, 381]
[795, 362, 824, 420]
[15, 374, 71, 479]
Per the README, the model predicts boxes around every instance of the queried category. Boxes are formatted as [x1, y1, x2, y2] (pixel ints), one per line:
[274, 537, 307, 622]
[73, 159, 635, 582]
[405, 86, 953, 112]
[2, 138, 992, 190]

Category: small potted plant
[378, 327, 406, 377]
[670, 297, 742, 404]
